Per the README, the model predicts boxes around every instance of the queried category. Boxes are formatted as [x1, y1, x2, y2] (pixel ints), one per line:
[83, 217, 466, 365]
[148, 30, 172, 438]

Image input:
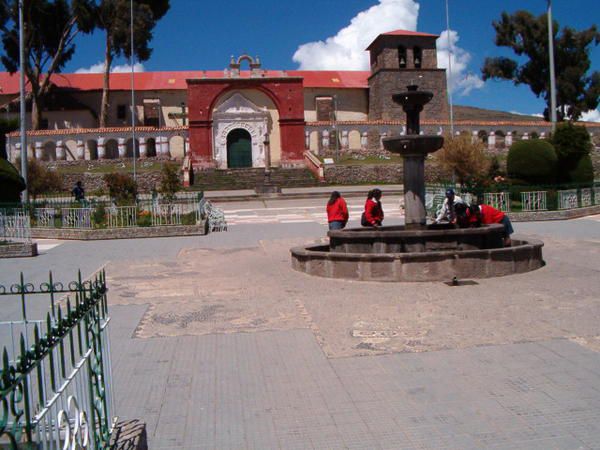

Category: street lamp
[547, 0, 557, 131]
[130, 0, 136, 182]
[181, 102, 186, 156]
[445, 0, 454, 136]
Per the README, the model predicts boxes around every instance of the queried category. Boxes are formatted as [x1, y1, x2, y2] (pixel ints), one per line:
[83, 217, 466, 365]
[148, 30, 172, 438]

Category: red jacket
[364, 199, 384, 225]
[327, 197, 349, 223]
[479, 204, 505, 224]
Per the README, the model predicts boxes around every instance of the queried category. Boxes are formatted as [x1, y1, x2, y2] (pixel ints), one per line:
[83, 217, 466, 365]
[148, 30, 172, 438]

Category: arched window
[398, 46, 407, 68]
[413, 46, 422, 69]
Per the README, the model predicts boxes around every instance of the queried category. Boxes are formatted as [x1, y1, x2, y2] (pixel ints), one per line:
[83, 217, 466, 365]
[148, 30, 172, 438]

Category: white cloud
[293, 0, 419, 70]
[581, 109, 600, 122]
[510, 111, 544, 118]
[436, 30, 483, 96]
[75, 62, 145, 74]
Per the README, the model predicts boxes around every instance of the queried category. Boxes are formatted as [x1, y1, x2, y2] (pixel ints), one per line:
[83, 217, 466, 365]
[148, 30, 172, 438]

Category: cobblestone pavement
[2, 214, 600, 449]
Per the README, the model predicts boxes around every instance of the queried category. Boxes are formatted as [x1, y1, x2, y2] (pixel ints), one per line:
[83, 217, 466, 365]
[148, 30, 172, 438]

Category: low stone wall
[0, 242, 38, 258]
[30, 222, 207, 240]
[58, 171, 182, 194]
[323, 162, 450, 185]
[509, 204, 600, 222]
[109, 419, 148, 450]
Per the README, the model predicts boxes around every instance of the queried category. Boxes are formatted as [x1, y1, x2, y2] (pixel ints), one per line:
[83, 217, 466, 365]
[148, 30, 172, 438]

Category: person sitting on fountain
[434, 188, 463, 224]
[326, 191, 349, 230]
[454, 203, 514, 247]
[362, 188, 384, 227]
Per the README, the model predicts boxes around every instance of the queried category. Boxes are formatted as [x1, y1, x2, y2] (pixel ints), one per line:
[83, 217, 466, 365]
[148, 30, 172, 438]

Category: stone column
[488, 131, 496, 150]
[139, 137, 147, 158]
[118, 138, 126, 158]
[14, 143, 21, 163]
[304, 131, 310, 150]
[403, 152, 427, 228]
[185, 136, 190, 157]
[160, 136, 170, 157]
[505, 132, 513, 147]
[341, 130, 349, 151]
[471, 130, 479, 143]
[35, 142, 43, 160]
[56, 141, 65, 160]
[76, 140, 85, 160]
[522, 132, 529, 140]
[361, 132, 368, 150]
[321, 130, 329, 150]
[379, 132, 387, 149]
[539, 132, 546, 140]
[97, 137, 106, 159]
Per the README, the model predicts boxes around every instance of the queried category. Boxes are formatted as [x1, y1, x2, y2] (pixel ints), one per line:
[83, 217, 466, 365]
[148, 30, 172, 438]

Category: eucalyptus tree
[0, 0, 95, 129]
[482, 10, 600, 121]
[96, 0, 169, 128]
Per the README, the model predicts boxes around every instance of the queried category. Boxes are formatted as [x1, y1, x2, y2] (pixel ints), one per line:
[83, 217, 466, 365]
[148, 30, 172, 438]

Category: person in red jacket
[326, 191, 349, 230]
[362, 188, 384, 227]
[455, 203, 514, 246]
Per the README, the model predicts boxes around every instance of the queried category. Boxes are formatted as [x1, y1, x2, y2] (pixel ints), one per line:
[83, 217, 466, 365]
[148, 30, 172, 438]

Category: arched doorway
[227, 129, 252, 168]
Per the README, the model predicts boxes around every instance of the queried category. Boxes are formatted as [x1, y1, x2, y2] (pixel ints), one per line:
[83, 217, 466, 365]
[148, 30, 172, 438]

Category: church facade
[2, 29, 582, 170]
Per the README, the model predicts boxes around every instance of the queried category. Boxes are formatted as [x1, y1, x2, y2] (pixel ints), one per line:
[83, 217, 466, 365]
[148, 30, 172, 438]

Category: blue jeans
[329, 221, 345, 230]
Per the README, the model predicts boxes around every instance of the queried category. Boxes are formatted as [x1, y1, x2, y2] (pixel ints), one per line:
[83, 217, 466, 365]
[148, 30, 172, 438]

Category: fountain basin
[291, 225, 544, 282]
[382, 135, 444, 155]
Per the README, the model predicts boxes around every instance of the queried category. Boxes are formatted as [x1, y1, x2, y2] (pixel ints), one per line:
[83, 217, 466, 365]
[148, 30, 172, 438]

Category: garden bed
[30, 222, 208, 240]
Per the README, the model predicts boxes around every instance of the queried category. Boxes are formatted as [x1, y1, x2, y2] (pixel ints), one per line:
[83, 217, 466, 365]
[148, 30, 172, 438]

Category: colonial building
[1, 29, 596, 172]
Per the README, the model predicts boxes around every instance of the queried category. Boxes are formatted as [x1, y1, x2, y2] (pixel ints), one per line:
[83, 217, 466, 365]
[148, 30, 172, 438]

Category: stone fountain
[291, 85, 544, 282]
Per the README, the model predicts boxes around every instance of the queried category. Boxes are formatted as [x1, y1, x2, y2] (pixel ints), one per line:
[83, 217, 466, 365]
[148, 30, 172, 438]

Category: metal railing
[521, 191, 548, 211]
[558, 189, 579, 210]
[484, 192, 510, 212]
[0, 270, 115, 449]
[107, 206, 138, 228]
[0, 209, 32, 243]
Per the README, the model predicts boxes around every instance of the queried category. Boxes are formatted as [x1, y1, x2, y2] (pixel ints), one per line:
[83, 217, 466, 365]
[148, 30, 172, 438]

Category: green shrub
[507, 139, 557, 184]
[0, 158, 25, 203]
[103, 173, 137, 205]
[567, 154, 594, 184]
[25, 158, 63, 199]
[92, 204, 107, 228]
[136, 211, 152, 227]
[551, 122, 592, 160]
[159, 164, 181, 203]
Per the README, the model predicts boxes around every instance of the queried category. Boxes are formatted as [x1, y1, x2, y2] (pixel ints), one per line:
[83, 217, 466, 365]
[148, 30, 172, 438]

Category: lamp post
[547, 0, 557, 131]
[333, 95, 339, 162]
[254, 133, 280, 195]
[18, 0, 28, 203]
[445, 0, 454, 136]
[181, 102, 186, 156]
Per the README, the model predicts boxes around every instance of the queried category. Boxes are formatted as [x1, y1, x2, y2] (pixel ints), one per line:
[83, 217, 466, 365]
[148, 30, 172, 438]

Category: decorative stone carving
[212, 93, 269, 169]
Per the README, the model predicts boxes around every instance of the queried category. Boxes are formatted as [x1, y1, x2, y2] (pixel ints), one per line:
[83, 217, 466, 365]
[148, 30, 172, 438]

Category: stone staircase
[190, 167, 320, 190]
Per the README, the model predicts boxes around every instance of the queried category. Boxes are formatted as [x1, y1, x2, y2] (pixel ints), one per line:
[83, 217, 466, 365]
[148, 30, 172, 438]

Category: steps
[190, 167, 320, 190]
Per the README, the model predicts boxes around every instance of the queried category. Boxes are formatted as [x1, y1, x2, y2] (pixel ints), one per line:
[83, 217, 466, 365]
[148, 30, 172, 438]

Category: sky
[64, 0, 600, 121]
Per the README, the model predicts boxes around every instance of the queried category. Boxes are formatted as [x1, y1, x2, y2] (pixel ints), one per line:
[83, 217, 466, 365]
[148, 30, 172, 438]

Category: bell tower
[367, 30, 448, 122]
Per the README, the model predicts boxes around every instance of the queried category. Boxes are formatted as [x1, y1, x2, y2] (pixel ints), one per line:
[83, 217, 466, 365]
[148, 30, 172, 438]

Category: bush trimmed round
[507, 139, 557, 184]
[0, 158, 26, 203]
[568, 154, 594, 184]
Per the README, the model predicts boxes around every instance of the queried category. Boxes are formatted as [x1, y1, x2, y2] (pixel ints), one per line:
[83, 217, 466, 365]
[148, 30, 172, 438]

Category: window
[117, 104, 127, 121]
[143, 98, 161, 127]
[398, 46, 407, 68]
[40, 118, 49, 130]
[315, 96, 334, 122]
[413, 47, 422, 69]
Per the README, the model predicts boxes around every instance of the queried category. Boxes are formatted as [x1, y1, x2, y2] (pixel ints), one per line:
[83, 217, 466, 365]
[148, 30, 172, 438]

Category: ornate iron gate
[0, 270, 115, 449]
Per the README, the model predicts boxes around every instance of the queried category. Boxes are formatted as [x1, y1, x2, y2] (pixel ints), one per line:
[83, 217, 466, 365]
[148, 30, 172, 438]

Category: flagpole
[445, 0, 454, 136]
[130, 0, 137, 182]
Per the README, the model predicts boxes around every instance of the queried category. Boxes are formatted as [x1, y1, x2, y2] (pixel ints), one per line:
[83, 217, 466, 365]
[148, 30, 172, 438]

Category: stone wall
[31, 223, 207, 240]
[0, 242, 38, 258]
[323, 162, 451, 185]
[58, 171, 176, 194]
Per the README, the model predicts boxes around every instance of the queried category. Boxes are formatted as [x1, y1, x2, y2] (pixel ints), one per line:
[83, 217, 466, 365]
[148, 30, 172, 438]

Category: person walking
[326, 191, 349, 230]
[362, 188, 384, 227]
[72, 181, 85, 203]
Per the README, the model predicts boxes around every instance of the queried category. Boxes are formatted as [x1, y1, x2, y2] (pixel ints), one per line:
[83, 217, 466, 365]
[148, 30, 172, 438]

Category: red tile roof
[382, 29, 439, 38]
[0, 70, 371, 94]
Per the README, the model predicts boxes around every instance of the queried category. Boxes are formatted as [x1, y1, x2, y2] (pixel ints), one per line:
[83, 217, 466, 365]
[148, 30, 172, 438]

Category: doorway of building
[227, 129, 252, 168]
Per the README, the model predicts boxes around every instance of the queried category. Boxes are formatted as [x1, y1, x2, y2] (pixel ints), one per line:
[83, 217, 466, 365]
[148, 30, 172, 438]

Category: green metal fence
[0, 270, 115, 449]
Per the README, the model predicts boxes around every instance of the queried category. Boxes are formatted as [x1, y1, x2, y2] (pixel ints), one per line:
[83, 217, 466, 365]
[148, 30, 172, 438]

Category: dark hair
[328, 191, 341, 205]
[367, 188, 382, 200]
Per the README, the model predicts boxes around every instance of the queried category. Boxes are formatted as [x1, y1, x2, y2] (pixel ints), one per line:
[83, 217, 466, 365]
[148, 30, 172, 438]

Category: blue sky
[65, 0, 600, 119]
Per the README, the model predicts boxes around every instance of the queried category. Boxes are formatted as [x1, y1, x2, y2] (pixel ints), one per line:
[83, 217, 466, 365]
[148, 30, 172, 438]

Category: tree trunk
[100, 34, 113, 128]
[31, 95, 43, 131]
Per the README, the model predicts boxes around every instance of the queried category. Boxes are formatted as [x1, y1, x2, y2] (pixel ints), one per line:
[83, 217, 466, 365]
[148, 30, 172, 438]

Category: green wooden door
[227, 129, 252, 168]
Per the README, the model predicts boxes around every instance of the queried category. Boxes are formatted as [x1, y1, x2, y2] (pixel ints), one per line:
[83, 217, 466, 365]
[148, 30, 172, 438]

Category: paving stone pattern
[111, 305, 600, 449]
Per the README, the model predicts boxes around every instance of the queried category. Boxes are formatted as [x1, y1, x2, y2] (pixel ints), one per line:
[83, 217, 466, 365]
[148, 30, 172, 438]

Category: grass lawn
[52, 161, 179, 174]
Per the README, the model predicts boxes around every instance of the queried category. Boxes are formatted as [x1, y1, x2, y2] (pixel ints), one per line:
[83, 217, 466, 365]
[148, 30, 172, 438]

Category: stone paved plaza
[1, 205, 600, 449]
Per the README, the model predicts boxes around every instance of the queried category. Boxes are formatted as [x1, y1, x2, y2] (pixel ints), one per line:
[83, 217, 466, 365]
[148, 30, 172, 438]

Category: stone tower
[367, 30, 449, 123]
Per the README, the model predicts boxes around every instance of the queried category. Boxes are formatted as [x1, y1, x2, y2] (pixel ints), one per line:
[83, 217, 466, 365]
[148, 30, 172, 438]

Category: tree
[435, 134, 491, 187]
[481, 11, 600, 121]
[506, 139, 557, 185]
[158, 163, 180, 203]
[96, 0, 169, 127]
[551, 122, 593, 183]
[103, 172, 137, 204]
[0, 0, 95, 129]
[24, 158, 63, 198]
[0, 157, 25, 203]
